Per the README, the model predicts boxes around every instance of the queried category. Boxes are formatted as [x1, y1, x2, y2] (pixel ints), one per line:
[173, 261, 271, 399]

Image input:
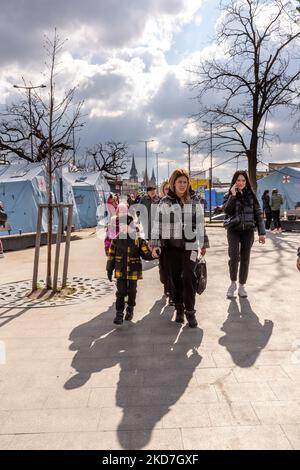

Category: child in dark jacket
[106, 215, 158, 325]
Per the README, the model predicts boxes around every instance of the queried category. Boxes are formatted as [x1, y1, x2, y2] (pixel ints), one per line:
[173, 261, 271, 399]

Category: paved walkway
[0, 227, 300, 450]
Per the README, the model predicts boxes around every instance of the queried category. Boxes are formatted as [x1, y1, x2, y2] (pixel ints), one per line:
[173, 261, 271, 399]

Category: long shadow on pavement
[219, 298, 274, 367]
[65, 296, 203, 449]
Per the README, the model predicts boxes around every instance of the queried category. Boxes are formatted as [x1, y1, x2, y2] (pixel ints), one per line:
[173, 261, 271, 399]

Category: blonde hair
[169, 168, 191, 201]
[160, 180, 169, 198]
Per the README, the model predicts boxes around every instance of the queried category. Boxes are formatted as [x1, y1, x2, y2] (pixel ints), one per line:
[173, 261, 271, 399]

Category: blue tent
[63, 171, 110, 227]
[257, 167, 300, 210]
[205, 188, 228, 209]
[0, 163, 80, 235]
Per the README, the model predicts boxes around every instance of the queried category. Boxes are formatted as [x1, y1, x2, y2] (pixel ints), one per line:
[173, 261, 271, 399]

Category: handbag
[223, 214, 241, 230]
[195, 256, 207, 295]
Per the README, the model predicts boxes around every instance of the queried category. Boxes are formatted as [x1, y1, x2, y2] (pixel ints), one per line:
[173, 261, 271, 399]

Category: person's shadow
[219, 298, 274, 367]
[65, 297, 203, 449]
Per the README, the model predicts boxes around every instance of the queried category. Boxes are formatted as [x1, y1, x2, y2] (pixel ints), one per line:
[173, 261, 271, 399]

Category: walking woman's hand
[297, 257, 300, 272]
[200, 247, 206, 256]
[152, 247, 161, 258]
[259, 235, 266, 244]
[230, 183, 237, 196]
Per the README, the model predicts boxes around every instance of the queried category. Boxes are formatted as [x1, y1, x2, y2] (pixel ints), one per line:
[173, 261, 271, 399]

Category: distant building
[129, 155, 138, 182]
[269, 161, 300, 171]
[122, 178, 139, 195]
[149, 168, 156, 188]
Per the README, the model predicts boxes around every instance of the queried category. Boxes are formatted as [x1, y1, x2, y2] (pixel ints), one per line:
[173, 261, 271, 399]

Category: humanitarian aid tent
[63, 171, 110, 227]
[256, 167, 300, 210]
[0, 162, 80, 234]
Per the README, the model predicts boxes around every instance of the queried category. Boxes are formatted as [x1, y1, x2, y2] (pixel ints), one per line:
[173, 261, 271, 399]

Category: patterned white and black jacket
[150, 188, 210, 250]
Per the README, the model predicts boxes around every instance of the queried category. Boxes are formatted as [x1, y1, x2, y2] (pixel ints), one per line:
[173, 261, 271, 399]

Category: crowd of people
[104, 168, 300, 328]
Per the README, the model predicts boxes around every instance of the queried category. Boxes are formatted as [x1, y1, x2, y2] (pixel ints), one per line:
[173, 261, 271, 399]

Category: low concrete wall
[0, 232, 66, 251]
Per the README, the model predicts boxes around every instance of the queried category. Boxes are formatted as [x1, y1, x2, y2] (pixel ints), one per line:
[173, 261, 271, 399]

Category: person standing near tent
[223, 170, 266, 299]
[151, 168, 210, 328]
[261, 190, 272, 230]
[270, 188, 283, 233]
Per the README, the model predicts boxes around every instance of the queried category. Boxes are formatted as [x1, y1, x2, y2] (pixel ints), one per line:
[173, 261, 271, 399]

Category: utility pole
[167, 160, 175, 179]
[13, 82, 46, 161]
[154, 152, 163, 192]
[209, 122, 213, 224]
[181, 140, 191, 176]
[138, 139, 156, 187]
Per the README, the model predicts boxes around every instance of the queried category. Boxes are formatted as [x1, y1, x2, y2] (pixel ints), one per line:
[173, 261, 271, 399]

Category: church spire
[150, 168, 156, 187]
[129, 154, 138, 181]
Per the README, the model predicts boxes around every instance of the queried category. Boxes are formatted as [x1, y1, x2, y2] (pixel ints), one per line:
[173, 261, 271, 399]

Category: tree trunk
[247, 148, 257, 192]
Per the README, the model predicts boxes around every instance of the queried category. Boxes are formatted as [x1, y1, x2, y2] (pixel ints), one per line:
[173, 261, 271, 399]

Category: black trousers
[165, 248, 197, 311]
[159, 248, 174, 298]
[227, 230, 254, 285]
[265, 211, 272, 230]
[116, 279, 137, 312]
[272, 210, 281, 229]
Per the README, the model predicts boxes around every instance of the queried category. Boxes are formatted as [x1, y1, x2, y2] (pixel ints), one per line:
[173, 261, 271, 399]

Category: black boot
[185, 310, 198, 328]
[175, 304, 184, 323]
[125, 306, 134, 321]
[113, 311, 124, 325]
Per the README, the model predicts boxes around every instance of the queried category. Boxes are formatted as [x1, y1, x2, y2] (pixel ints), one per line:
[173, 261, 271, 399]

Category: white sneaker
[227, 282, 237, 298]
[238, 285, 248, 298]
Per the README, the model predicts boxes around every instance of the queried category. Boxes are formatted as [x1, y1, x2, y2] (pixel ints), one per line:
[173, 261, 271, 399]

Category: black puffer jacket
[151, 188, 210, 249]
[223, 188, 266, 235]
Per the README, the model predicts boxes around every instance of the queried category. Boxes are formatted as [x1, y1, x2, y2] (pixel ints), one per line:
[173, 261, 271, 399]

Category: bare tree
[0, 82, 82, 165]
[41, 30, 84, 289]
[191, 0, 300, 189]
[86, 141, 129, 176]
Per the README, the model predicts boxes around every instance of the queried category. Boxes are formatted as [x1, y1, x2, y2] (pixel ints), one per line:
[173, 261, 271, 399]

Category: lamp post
[13, 82, 46, 161]
[181, 140, 191, 176]
[138, 139, 156, 187]
[167, 160, 175, 179]
[154, 152, 163, 192]
[209, 123, 213, 223]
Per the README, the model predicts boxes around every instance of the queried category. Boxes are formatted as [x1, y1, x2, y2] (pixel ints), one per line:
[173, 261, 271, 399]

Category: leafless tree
[86, 141, 129, 176]
[0, 83, 82, 166]
[191, 0, 300, 189]
[42, 30, 84, 289]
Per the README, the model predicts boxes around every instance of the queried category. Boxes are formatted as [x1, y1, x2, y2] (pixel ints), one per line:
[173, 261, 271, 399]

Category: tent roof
[260, 166, 300, 181]
[63, 171, 102, 187]
[0, 162, 44, 182]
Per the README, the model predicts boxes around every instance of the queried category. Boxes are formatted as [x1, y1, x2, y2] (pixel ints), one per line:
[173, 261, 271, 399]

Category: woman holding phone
[223, 171, 266, 298]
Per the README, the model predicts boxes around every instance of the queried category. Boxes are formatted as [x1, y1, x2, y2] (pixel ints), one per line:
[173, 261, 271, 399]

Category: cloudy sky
[0, 0, 300, 183]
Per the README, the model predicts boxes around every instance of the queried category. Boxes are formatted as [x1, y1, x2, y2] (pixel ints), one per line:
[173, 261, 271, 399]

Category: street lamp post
[209, 123, 213, 224]
[13, 82, 46, 160]
[167, 160, 175, 179]
[154, 152, 163, 192]
[181, 140, 191, 176]
[138, 139, 156, 187]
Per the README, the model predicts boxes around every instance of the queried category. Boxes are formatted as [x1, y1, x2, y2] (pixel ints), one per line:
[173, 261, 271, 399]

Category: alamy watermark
[96, 202, 205, 250]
